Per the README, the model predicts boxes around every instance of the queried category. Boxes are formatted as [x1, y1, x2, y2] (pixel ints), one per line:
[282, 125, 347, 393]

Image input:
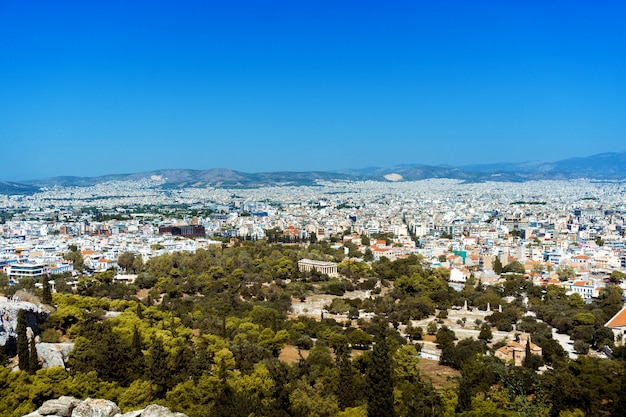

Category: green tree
[290, 380, 339, 417]
[117, 252, 136, 272]
[522, 341, 543, 371]
[0, 272, 8, 292]
[63, 248, 84, 271]
[502, 261, 525, 274]
[69, 321, 133, 385]
[132, 254, 144, 274]
[556, 265, 576, 281]
[349, 329, 372, 349]
[568, 293, 585, 309]
[145, 336, 171, 398]
[435, 325, 456, 349]
[610, 270, 626, 283]
[28, 336, 39, 374]
[441, 338, 485, 370]
[17, 309, 29, 371]
[337, 349, 360, 410]
[613, 364, 626, 417]
[478, 323, 492, 342]
[129, 325, 144, 380]
[42, 276, 52, 305]
[573, 340, 590, 355]
[366, 326, 395, 417]
[493, 258, 503, 275]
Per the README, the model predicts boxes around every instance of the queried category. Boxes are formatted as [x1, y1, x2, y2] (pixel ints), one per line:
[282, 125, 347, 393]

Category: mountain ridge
[2, 151, 625, 195]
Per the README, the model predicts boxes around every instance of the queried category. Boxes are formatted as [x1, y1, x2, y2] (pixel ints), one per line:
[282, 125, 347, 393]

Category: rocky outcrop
[0, 296, 47, 347]
[0, 295, 62, 370]
[36, 396, 81, 416]
[35, 342, 75, 369]
[139, 405, 188, 417]
[22, 397, 188, 417]
[71, 399, 121, 417]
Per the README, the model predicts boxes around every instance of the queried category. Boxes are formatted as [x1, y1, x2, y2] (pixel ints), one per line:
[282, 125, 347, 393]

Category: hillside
[2, 151, 625, 194]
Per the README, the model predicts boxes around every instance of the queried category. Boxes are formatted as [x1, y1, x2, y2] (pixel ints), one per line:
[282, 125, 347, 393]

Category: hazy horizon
[2, 149, 625, 183]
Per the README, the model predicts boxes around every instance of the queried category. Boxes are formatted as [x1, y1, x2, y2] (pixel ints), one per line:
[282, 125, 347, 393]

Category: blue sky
[1, 1, 625, 181]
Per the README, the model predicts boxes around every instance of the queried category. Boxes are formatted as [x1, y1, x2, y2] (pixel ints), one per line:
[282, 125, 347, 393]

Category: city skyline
[1, 1, 625, 181]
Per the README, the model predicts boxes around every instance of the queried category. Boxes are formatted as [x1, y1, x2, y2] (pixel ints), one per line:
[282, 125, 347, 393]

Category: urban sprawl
[2, 177, 625, 302]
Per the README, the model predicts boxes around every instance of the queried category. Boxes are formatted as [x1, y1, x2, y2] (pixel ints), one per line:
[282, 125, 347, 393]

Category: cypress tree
[191, 339, 212, 381]
[493, 257, 503, 275]
[0, 345, 7, 367]
[136, 302, 143, 319]
[42, 275, 52, 305]
[28, 336, 39, 373]
[129, 325, 144, 380]
[17, 309, 29, 371]
[612, 364, 626, 417]
[170, 338, 194, 386]
[366, 325, 395, 417]
[337, 349, 359, 410]
[523, 338, 532, 368]
[146, 337, 171, 398]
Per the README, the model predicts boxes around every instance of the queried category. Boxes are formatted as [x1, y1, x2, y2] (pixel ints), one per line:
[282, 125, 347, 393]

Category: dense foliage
[1, 242, 626, 417]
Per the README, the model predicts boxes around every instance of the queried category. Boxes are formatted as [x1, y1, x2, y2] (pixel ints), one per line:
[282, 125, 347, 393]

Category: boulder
[140, 405, 187, 417]
[36, 343, 75, 369]
[119, 411, 143, 417]
[21, 398, 188, 417]
[38, 396, 81, 416]
[71, 398, 121, 417]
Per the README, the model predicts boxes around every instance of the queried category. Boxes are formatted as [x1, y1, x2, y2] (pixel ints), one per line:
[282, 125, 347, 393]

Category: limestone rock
[140, 405, 186, 417]
[0, 297, 47, 346]
[36, 343, 75, 369]
[22, 398, 188, 417]
[119, 411, 143, 417]
[38, 396, 81, 416]
[71, 398, 121, 417]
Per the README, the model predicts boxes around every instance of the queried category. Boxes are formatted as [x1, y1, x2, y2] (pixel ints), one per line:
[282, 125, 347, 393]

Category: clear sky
[1, 1, 625, 181]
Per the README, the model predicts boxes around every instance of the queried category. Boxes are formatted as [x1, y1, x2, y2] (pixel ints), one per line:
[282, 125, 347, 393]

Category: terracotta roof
[496, 340, 541, 353]
[606, 306, 626, 328]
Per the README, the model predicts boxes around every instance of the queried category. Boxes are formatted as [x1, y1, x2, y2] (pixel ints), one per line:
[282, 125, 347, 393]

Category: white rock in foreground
[36, 343, 74, 369]
[71, 398, 120, 417]
[21, 397, 188, 417]
[38, 396, 81, 416]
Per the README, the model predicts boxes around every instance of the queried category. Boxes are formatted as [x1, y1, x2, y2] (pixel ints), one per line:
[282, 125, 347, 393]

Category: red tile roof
[606, 306, 626, 328]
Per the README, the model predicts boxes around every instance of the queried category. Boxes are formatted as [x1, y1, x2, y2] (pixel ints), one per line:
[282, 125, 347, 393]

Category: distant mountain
[0, 181, 40, 195]
[2, 151, 624, 194]
[25, 168, 354, 189]
[460, 152, 626, 179]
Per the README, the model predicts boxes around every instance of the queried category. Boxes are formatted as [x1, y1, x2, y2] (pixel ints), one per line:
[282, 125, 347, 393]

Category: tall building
[158, 225, 206, 237]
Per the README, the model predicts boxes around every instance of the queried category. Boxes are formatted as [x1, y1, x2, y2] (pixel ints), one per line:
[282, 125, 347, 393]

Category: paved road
[551, 328, 578, 359]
